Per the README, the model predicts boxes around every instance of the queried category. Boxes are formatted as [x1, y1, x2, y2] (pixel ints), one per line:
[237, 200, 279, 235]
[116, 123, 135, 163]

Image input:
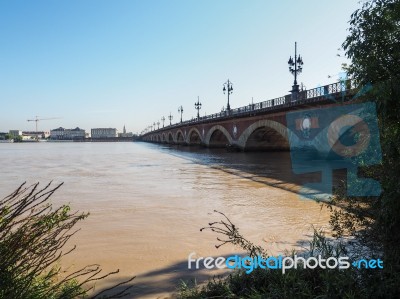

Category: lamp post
[223, 79, 233, 111]
[153, 122, 156, 131]
[161, 116, 165, 128]
[288, 42, 304, 101]
[168, 113, 173, 125]
[157, 121, 160, 129]
[195, 96, 202, 119]
[178, 105, 183, 123]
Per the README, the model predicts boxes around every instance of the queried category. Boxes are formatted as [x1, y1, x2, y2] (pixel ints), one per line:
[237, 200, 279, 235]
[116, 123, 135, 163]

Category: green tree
[331, 0, 400, 296]
[343, 0, 400, 121]
[341, 0, 400, 257]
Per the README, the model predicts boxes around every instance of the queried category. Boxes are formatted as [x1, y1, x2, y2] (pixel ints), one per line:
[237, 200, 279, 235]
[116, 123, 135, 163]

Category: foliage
[4, 133, 22, 142]
[0, 182, 135, 299]
[343, 0, 400, 123]
[179, 211, 363, 299]
[200, 210, 266, 258]
[343, 0, 400, 83]
[338, 0, 400, 283]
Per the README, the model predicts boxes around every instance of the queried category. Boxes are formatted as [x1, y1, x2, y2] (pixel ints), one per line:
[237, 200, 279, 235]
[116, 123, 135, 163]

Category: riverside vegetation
[0, 182, 135, 299]
[178, 0, 400, 298]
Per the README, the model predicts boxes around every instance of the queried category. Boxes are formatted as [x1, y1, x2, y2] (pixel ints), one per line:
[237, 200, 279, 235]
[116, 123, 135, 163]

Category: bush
[0, 182, 135, 299]
[177, 211, 391, 299]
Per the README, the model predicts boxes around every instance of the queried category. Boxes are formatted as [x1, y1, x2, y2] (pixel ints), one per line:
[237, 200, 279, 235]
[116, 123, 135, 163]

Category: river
[0, 142, 331, 298]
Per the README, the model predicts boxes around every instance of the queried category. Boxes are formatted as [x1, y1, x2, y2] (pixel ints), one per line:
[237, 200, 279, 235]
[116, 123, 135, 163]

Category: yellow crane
[27, 116, 60, 140]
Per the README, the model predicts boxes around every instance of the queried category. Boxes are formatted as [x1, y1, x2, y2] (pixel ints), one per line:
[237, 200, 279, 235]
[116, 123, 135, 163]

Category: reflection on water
[0, 142, 332, 298]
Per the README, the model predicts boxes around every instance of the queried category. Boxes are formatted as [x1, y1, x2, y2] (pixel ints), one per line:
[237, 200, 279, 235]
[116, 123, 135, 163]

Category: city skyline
[0, 0, 359, 133]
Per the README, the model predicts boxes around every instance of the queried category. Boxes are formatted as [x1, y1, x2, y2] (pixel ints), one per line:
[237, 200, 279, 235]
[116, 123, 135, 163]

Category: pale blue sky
[0, 0, 360, 134]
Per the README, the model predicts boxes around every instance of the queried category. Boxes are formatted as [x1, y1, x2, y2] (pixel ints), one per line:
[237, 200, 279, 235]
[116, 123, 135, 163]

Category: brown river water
[0, 142, 332, 298]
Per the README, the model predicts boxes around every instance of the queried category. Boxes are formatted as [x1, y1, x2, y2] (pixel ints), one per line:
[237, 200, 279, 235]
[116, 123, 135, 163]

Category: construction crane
[27, 116, 60, 140]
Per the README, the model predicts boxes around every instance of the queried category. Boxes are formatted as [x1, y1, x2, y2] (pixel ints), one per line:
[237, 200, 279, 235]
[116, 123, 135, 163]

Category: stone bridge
[141, 81, 359, 151]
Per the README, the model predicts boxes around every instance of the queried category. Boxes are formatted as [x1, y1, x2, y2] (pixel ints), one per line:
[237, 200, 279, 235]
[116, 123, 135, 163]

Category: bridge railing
[304, 80, 351, 99]
[145, 80, 355, 134]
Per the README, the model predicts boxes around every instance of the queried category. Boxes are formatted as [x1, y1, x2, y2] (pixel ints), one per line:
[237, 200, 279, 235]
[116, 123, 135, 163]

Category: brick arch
[167, 131, 174, 143]
[175, 129, 185, 143]
[204, 125, 233, 147]
[327, 115, 371, 158]
[162, 133, 166, 142]
[186, 127, 203, 144]
[237, 119, 295, 150]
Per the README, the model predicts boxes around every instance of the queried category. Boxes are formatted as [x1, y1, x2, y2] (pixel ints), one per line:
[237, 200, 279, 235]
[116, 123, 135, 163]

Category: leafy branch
[0, 181, 135, 299]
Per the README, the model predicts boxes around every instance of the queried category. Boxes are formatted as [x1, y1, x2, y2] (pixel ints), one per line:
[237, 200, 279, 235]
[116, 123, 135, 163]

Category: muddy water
[0, 142, 331, 298]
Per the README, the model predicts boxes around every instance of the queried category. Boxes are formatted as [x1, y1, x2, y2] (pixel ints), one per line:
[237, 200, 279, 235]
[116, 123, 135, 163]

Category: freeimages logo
[286, 102, 382, 200]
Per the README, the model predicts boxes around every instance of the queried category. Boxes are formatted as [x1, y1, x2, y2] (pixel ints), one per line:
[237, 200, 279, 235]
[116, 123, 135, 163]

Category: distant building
[9, 130, 22, 137]
[0, 132, 7, 140]
[91, 128, 117, 138]
[50, 127, 65, 139]
[50, 127, 85, 140]
[22, 131, 50, 139]
[118, 125, 133, 138]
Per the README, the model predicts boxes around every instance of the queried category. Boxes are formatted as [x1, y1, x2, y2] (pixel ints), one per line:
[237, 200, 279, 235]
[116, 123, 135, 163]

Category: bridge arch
[167, 132, 174, 143]
[205, 125, 233, 148]
[238, 120, 292, 151]
[327, 114, 371, 158]
[175, 129, 185, 144]
[186, 127, 203, 145]
[162, 133, 166, 143]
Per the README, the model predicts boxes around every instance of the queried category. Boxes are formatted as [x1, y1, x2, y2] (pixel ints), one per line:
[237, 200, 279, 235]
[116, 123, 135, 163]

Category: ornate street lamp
[161, 116, 165, 128]
[168, 112, 173, 125]
[157, 121, 160, 129]
[288, 42, 304, 100]
[153, 122, 156, 131]
[178, 105, 183, 123]
[195, 96, 202, 119]
[223, 79, 233, 111]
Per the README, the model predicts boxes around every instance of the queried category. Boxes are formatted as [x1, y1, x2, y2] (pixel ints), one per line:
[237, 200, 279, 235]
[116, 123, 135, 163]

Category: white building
[22, 131, 50, 139]
[91, 128, 117, 138]
[50, 127, 86, 140]
[50, 127, 65, 139]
